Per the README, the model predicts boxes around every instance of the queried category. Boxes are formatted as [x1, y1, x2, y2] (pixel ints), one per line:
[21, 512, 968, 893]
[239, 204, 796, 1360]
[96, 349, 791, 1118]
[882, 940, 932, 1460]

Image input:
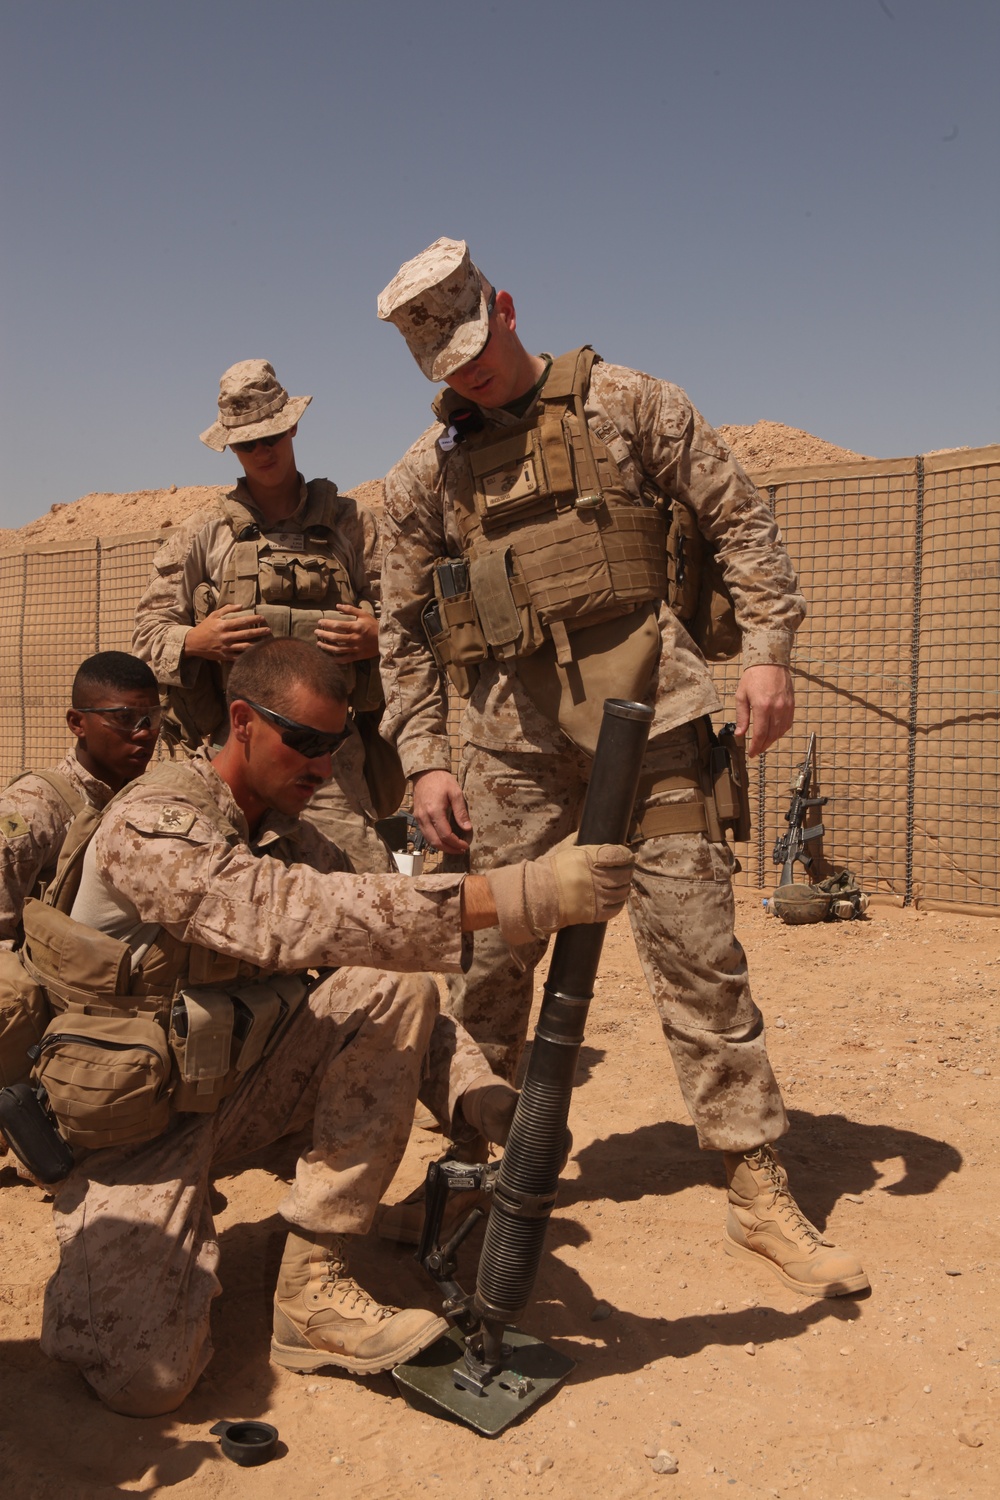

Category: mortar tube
[471, 698, 653, 1336]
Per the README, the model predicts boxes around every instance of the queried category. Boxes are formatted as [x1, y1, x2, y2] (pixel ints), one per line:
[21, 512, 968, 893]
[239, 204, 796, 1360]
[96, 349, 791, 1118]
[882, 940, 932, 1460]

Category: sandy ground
[1, 892, 996, 1498]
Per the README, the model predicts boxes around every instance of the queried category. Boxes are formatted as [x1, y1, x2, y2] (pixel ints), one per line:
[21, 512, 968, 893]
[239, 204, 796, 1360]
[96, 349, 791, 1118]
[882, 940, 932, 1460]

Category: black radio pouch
[0, 1082, 75, 1183]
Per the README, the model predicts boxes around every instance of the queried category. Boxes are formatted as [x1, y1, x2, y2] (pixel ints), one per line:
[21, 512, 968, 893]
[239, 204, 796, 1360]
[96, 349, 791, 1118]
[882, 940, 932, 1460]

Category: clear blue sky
[2, 0, 997, 528]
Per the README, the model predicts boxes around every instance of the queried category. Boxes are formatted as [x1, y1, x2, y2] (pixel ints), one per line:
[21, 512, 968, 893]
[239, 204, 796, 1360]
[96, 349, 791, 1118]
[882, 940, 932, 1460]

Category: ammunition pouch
[633, 720, 751, 846]
[169, 974, 308, 1114]
[422, 559, 488, 699]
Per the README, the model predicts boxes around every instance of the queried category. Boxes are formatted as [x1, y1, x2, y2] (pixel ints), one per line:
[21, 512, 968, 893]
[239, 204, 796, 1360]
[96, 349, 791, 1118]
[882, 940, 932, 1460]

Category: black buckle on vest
[235, 523, 261, 542]
[448, 407, 485, 443]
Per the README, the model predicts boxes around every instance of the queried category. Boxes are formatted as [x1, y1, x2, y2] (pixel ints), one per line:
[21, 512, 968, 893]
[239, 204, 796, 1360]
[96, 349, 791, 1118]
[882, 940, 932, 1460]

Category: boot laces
[745, 1147, 823, 1244]
[318, 1249, 397, 1321]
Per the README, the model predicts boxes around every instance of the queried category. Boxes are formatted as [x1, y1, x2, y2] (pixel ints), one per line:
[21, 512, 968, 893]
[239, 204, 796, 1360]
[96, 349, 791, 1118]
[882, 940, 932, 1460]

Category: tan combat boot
[723, 1145, 870, 1298]
[270, 1231, 447, 1374]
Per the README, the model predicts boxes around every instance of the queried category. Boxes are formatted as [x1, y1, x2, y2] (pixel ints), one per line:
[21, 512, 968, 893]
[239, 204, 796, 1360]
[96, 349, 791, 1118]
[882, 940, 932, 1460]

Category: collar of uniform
[473, 352, 553, 428]
[252, 809, 302, 853]
[64, 745, 115, 809]
[191, 746, 304, 851]
[232, 473, 310, 525]
[189, 747, 251, 840]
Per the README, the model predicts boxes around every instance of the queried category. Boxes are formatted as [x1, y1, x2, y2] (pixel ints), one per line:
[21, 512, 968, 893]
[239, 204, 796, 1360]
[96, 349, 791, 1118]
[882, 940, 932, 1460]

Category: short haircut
[226, 638, 352, 715]
[72, 651, 158, 707]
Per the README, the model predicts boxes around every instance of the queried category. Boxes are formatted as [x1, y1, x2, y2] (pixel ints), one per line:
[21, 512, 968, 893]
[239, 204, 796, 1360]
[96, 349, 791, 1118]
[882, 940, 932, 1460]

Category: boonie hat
[200, 360, 312, 451]
[377, 237, 493, 382]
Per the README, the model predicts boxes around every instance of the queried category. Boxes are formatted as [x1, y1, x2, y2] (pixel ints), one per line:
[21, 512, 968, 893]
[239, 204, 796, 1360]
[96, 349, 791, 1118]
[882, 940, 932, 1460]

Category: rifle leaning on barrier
[772, 731, 828, 886]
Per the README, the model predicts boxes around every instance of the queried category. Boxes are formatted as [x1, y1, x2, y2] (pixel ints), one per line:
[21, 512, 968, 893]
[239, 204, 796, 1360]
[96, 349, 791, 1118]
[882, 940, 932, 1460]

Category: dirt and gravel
[2, 421, 994, 1494]
[1, 893, 996, 1498]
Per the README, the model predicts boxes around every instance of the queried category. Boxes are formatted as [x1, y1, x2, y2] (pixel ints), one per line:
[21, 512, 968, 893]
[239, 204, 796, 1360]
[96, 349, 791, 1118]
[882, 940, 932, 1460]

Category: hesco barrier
[2, 446, 997, 913]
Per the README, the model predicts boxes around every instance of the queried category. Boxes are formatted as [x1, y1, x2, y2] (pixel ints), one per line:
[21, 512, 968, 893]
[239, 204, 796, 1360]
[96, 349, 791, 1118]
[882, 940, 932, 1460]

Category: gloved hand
[484, 841, 635, 947]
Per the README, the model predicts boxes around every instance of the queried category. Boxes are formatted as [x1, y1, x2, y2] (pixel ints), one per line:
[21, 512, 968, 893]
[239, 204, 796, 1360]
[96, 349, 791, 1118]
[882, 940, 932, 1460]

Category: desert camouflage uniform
[379, 361, 805, 1151]
[132, 475, 393, 873]
[0, 747, 113, 949]
[41, 753, 494, 1413]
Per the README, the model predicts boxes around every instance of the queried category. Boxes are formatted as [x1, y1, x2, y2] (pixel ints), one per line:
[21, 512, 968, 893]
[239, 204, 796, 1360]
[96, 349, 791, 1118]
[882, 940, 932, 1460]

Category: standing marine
[132, 358, 397, 873]
[374, 236, 868, 1299]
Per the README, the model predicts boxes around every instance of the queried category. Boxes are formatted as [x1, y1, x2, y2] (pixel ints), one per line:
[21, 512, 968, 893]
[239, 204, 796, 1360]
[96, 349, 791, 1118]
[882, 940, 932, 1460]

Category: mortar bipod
[415, 1155, 497, 1328]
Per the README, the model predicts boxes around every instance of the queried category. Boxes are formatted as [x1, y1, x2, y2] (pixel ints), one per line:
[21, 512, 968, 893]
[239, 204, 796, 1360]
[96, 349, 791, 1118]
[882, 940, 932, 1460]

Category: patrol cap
[200, 360, 312, 452]
[377, 237, 494, 382]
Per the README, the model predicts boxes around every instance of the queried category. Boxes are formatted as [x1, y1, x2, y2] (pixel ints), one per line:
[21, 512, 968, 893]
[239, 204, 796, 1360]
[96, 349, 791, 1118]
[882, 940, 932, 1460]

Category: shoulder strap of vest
[44, 803, 103, 913]
[300, 479, 341, 532]
[538, 346, 599, 404]
[220, 490, 261, 541]
[24, 769, 87, 821]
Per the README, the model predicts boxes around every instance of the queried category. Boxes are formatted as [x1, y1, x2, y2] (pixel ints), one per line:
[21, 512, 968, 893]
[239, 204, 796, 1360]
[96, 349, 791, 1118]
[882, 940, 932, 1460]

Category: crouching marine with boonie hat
[374, 236, 870, 1299]
[132, 358, 401, 875]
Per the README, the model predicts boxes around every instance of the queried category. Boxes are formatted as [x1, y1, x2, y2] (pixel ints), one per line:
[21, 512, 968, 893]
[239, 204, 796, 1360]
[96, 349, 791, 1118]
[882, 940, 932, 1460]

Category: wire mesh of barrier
[2, 447, 998, 912]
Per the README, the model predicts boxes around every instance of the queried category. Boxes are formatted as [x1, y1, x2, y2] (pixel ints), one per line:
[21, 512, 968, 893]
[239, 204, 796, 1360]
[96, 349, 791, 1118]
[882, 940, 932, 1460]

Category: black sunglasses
[78, 705, 162, 735]
[243, 698, 352, 759]
[232, 431, 289, 454]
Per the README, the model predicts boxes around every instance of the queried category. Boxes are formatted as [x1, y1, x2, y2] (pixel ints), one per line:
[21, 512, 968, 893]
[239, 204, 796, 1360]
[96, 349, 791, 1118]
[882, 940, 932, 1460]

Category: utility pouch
[666, 504, 740, 662]
[30, 1012, 173, 1151]
[0, 949, 51, 1087]
[516, 601, 661, 756]
[21, 899, 133, 1011]
[710, 722, 752, 843]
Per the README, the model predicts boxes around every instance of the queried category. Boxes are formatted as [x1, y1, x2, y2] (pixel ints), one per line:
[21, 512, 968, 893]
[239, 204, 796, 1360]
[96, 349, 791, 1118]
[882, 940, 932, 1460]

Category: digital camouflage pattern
[199, 357, 312, 451]
[42, 754, 497, 1413]
[444, 725, 787, 1152]
[42, 967, 490, 1414]
[0, 748, 113, 949]
[379, 360, 805, 778]
[83, 754, 467, 973]
[376, 236, 492, 382]
[379, 358, 803, 1152]
[132, 474, 392, 873]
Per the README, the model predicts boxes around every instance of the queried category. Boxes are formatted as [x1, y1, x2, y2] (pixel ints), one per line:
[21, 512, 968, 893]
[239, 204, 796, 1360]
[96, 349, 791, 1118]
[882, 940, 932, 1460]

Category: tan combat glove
[484, 841, 635, 947]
